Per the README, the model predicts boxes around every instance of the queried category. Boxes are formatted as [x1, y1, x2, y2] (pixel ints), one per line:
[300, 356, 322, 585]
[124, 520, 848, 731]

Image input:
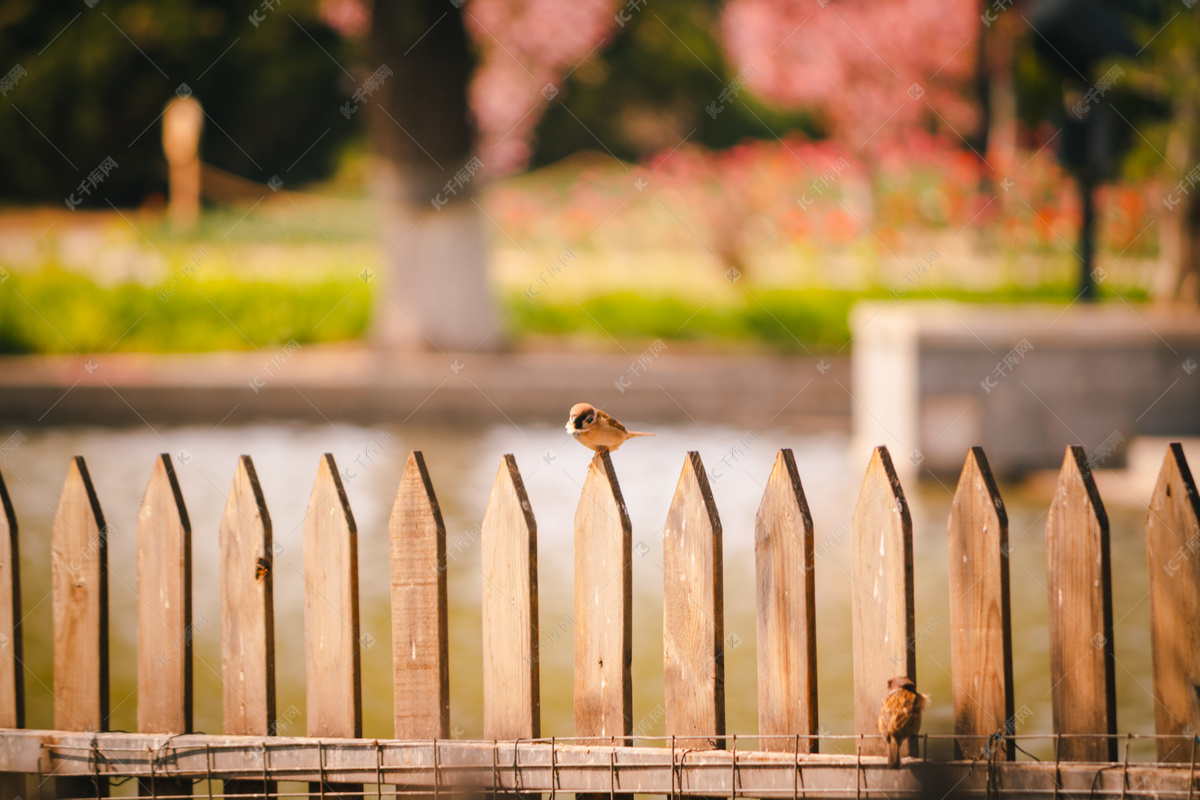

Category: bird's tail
[887, 737, 901, 769]
[626, 431, 656, 438]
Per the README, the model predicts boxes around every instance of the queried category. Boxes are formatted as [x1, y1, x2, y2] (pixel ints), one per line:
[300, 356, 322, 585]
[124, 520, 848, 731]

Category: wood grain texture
[136, 454, 193, 735]
[1145, 443, 1200, 762]
[947, 447, 1014, 760]
[51, 456, 110, 798]
[390, 451, 450, 739]
[481, 454, 540, 741]
[219, 456, 276, 736]
[303, 453, 362, 738]
[52, 456, 109, 733]
[0, 471, 23, 800]
[662, 451, 725, 749]
[1045, 445, 1116, 762]
[0, 470, 22, 730]
[754, 449, 818, 753]
[850, 446, 914, 758]
[573, 451, 633, 742]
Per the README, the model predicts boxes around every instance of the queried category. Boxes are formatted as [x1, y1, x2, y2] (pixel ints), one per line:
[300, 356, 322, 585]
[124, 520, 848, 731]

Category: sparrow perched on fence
[878, 675, 929, 768]
[565, 403, 655, 452]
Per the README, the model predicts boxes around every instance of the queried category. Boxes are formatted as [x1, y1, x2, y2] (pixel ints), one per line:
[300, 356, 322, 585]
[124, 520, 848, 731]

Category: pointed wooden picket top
[481, 454, 540, 740]
[303, 454, 362, 739]
[52, 457, 109, 733]
[0, 470, 21, 731]
[947, 447, 1013, 760]
[663, 451, 725, 750]
[1145, 443, 1200, 762]
[1046, 445, 1115, 762]
[219, 456, 276, 737]
[137, 454, 193, 736]
[574, 451, 633, 746]
[390, 451, 450, 739]
[0, 470, 23, 800]
[754, 449, 818, 753]
[850, 446, 914, 759]
[52, 456, 109, 798]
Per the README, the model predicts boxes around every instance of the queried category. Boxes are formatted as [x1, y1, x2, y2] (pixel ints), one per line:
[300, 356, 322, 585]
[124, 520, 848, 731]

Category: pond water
[1, 421, 1159, 762]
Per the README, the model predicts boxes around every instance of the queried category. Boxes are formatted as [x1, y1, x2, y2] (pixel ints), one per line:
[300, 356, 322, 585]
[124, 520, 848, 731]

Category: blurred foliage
[0, 266, 1147, 355]
[0, 267, 368, 354]
[0, 0, 359, 205]
[531, 0, 818, 167]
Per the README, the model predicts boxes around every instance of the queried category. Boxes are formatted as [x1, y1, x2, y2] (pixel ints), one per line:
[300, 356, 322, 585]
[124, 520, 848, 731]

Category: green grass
[505, 284, 1144, 352]
[0, 267, 369, 354]
[0, 267, 1147, 355]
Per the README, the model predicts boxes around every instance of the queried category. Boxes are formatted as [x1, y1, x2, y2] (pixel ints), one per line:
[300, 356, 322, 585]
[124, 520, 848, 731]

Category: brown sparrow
[877, 675, 929, 768]
[565, 403, 655, 452]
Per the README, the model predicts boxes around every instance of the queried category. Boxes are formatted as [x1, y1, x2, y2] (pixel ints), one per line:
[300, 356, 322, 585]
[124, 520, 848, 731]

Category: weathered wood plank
[137, 453, 193, 734]
[947, 447, 1013, 760]
[0, 470, 23, 800]
[481, 454, 540, 741]
[51, 456, 110, 798]
[754, 448, 818, 754]
[219, 455, 276, 798]
[1145, 442, 1200, 762]
[850, 446, 914, 759]
[390, 451, 450, 739]
[303, 453, 362, 799]
[663, 451, 725, 750]
[1046, 445, 1116, 762]
[219, 456, 276, 735]
[3, 729, 1194, 798]
[574, 450, 633, 742]
[135, 454, 193, 798]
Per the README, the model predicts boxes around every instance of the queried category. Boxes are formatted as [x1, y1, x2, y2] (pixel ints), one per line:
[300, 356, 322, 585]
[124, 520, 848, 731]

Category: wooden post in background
[52, 456, 109, 798]
[219, 456, 276, 797]
[136, 454, 193, 798]
[850, 446, 914, 759]
[947, 447, 1014, 760]
[663, 451, 725, 750]
[1145, 443, 1200, 762]
[574, 451, 633, 756]
[0, 470, 23, 800]
[303, 454, 362, 800]
[481, 454, 540, 742]
[1046, 445, 1116, 762]
[754, 449, 818, 753]
[390, 451, 450, 739]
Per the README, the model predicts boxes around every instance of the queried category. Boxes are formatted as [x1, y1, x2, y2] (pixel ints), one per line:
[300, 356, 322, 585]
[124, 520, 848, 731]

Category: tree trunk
[368, 1, 502, 351]
[1154, 24, 1200, 306]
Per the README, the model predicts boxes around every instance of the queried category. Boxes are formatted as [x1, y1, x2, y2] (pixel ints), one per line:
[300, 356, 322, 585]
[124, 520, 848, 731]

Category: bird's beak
[564, 420, 574, 433]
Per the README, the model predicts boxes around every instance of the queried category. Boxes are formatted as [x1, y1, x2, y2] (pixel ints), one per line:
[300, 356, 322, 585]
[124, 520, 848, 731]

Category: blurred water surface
[2, 421, 1156, 760]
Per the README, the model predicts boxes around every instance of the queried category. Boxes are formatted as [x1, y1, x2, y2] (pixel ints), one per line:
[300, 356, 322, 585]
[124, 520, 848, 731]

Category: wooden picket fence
[0, 442, 1197, 799]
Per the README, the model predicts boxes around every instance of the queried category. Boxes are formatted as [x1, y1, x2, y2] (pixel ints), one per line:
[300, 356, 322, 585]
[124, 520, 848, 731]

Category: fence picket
[663, 451, 725, 750]
[1046, 445, 1116, 762]
[1145, 443, 1200, 762]
[219, 455, 276, 798]
[136, 454, 193, 798]
[754, 449, 818, 753]
[947, 447, 1014, 760]
[0, 470, 23, 799]
[303, 454, 362, 800]
[137, 454, 193, 733]
[52, 456, 109, 798]
[850, 446, 914, 759]
[390, 451, 450, 739]
[481, 454, 540, 742]
[574, 451, 633, 751]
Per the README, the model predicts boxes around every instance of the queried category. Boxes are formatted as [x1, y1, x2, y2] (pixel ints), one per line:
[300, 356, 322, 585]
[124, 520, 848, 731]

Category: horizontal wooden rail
[0, 731, 1197, 798]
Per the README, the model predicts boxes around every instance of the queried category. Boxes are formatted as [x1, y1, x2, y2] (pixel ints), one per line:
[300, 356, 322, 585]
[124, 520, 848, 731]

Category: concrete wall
[851, 302, 1200, 478]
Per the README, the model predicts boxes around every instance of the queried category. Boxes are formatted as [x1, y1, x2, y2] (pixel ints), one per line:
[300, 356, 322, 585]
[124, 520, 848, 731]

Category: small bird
[565, 403, 655, 452]
[877, 675, 929, 768]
